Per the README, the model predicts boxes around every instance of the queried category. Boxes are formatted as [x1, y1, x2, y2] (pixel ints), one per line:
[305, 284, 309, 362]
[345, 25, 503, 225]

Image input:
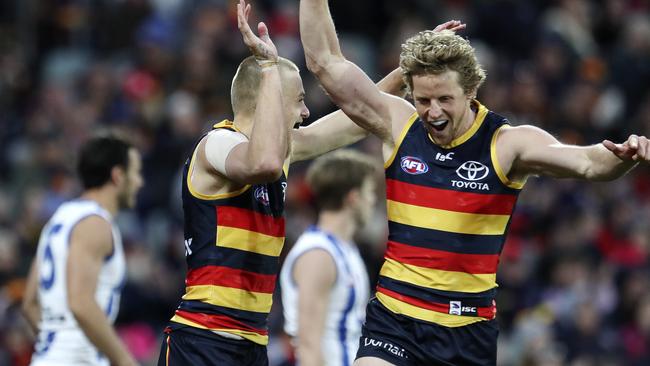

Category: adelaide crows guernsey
[170, 120, 288, 345]
[376, 101, 524, 327]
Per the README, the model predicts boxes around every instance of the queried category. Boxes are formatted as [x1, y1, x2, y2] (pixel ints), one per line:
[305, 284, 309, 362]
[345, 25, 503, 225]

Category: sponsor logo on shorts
[362, 337, 408, 359]
[449, 301, 477, 315]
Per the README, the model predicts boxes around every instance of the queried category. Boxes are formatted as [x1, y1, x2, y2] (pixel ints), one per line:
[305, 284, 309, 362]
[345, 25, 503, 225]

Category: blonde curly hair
[399, 30, 486, 95]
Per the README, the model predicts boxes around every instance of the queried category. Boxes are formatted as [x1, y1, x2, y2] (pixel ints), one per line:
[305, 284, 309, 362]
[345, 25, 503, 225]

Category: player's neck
[81, 188, 118, 216]
[453, 104, 477, 140]
[232, 114, 253, 139]
[317, 210, 355, 243]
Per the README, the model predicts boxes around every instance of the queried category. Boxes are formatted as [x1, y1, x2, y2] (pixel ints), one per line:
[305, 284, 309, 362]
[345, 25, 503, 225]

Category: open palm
[237, 0, 278, 62]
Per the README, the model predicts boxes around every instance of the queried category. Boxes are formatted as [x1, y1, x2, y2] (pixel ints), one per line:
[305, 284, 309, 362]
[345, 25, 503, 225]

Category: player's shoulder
[53, 199, 111, 224]
[291, 229, 339, 255]
[207, 127, 248, 141]
[497, 124, 551, 145]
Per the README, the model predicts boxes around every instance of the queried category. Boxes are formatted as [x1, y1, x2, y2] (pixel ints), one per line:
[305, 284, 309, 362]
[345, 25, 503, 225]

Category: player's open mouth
[429, 120, 449, 131]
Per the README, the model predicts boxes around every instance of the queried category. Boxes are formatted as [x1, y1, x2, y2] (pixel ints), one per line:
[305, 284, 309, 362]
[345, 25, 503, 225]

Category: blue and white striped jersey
[281, 226, 369, 366]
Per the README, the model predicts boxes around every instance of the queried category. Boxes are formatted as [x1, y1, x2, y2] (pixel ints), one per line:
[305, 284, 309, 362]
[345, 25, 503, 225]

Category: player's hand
[603, 134, 650, 162]
[433, 20, 466, 33]
[237, 0, 278, 63]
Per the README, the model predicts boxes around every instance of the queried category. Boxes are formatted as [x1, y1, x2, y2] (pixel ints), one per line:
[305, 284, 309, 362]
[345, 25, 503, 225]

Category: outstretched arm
[499, 125, 646, 181]
[291, 67, 405, 162]
[300, 0, 413, 146]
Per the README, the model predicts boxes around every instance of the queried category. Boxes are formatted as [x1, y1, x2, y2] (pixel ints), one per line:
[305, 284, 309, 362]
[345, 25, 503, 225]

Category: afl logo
[456, 161, 489, 181]
[401, 156, 428, 175]
[254, 186, 270, 206]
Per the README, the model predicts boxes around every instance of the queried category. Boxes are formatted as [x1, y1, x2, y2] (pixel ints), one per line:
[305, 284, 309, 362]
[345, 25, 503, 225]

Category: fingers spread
[258, 22, 270, 41]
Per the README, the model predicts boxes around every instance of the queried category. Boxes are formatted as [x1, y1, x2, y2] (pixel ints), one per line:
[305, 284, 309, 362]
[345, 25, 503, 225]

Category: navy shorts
[356, 298, 498, 366]
[158, 323, 268, 366]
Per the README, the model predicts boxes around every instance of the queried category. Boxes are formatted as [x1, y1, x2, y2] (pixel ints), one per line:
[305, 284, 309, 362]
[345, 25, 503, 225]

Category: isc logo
[449, 301, 477, 315]
[400, 156, 428, 175]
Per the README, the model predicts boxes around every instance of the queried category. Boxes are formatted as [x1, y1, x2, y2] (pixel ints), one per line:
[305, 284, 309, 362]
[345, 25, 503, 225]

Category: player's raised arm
[206, 0, 288, 184]
[291, 67, 405, 162]
[299, 0, 413, 147]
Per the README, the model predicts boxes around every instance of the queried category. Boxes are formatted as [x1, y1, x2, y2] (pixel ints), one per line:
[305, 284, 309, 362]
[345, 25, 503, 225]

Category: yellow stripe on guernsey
[216, 226, 284, 257]
[387, 200, 510, 235]
[170, 314, 267, 344]
[182, 285, 273, 313]
[376, 292, 487, 327]
[384, 113, 419, 169]
[490, 125, 526, 189]
[380, 258, 496, 293]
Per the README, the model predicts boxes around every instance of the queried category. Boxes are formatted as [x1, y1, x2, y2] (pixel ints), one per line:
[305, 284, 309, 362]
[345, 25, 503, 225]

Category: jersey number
[40, 224, 63, 290]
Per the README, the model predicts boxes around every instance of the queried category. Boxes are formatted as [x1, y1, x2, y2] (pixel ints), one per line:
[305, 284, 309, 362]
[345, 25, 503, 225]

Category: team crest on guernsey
[400, 156, 428, 175]
[254, 186, 270, 206]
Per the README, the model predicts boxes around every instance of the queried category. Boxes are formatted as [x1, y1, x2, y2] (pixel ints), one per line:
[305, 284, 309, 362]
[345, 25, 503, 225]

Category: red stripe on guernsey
[376, 286, 496, 319]
[186, 266, 277, 293]
[386, 179, 516, 215]
[216, 206, 285, 237]
[175, 309, 268, 336]
[385, 241, 500, 274]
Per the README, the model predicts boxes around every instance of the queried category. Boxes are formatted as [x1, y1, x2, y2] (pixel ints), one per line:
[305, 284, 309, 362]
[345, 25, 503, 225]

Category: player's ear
[344, 188, 361, 207]
[466, 87, 477, 100]
[110, 165, 126, 187]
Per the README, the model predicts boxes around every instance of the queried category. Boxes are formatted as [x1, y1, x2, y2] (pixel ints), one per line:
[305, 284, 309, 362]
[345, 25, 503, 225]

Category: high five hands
[604, 135, 650, 162]
[237, 0, 278, 63]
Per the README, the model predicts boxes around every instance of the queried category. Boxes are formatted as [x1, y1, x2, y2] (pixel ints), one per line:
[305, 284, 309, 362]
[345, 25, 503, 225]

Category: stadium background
[1, 0, 650, 365]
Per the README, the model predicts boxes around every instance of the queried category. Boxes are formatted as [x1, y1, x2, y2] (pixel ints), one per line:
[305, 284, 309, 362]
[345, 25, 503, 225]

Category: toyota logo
[456, 161, 489, 181]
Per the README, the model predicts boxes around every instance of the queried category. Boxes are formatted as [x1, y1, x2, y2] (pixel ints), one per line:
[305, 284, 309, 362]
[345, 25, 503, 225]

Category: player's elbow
[20, 298, 37, 321]
[305, 54, 327, 77]
[305, 52, 341, 79]
[68, 294, 92, 320]
[248, 159, 284, 183]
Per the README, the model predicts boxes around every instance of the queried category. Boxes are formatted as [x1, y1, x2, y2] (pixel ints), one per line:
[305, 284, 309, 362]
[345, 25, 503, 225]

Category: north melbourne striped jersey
[281, 227, 369, 366]
[30, 199, 125, 366]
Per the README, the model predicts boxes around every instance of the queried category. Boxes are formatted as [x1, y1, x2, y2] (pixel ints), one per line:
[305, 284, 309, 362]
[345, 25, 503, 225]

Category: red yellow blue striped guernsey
[377, 101, 525, 327]
[170, 120, 288, 345]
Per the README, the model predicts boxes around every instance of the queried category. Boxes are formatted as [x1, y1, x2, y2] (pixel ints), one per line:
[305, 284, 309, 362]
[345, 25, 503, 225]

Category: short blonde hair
[307, 149, 379, 211]
[230, 56, 299, 115]
[399, 30, 486, 95]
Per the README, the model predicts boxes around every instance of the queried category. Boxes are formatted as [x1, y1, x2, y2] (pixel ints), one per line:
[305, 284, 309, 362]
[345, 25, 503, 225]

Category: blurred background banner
[1, 0, 650, 365]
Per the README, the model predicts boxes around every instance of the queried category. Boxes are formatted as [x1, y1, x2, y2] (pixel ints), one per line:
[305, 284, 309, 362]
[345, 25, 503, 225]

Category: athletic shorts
[356, 298, 498, 366]
[157, 323, 268, 366]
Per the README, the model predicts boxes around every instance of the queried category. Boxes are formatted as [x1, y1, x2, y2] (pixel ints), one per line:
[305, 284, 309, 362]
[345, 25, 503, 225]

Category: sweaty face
[412, 71, 474, 146]
[117, 148, 144, 210]
[282, 70, 310, 129]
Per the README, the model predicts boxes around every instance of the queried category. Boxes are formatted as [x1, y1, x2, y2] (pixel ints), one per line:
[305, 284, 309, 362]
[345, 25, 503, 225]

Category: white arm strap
[204, 129, 248, 176]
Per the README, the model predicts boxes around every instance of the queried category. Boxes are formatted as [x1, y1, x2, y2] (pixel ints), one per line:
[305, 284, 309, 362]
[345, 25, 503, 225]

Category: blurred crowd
[1, 0, 650, 365]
